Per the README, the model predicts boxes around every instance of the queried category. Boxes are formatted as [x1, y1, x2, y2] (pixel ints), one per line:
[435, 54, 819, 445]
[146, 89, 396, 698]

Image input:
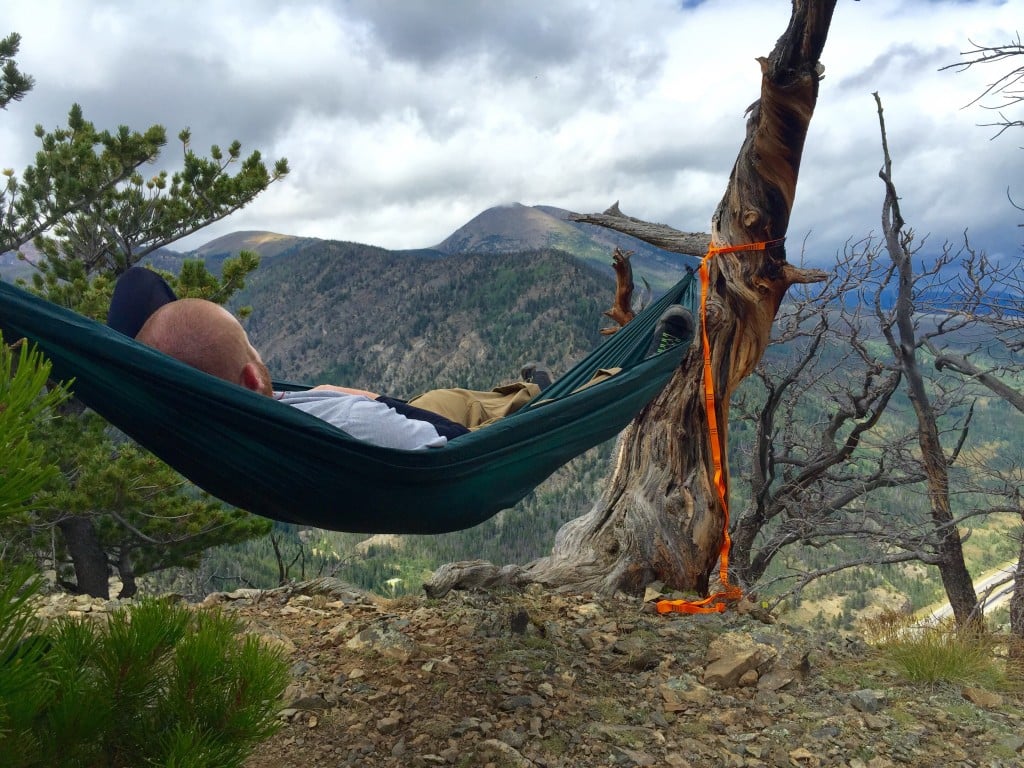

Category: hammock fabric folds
[0, 271, 697, 534]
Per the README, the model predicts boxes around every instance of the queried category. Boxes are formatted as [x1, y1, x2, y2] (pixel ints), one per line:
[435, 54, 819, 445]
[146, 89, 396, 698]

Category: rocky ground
[39, 579, 1024, 768]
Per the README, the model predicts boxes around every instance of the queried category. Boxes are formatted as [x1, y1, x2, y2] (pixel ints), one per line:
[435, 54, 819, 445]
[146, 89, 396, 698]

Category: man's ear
[240, 362, 266, 394]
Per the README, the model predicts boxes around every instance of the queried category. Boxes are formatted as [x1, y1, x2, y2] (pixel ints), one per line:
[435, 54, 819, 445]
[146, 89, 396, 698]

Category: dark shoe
[520, 362, 553, 391]
[651, 305, 695, 355]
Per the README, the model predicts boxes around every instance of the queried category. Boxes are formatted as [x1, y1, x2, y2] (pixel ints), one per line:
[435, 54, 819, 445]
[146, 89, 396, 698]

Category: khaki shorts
[409, 382, 541, 429]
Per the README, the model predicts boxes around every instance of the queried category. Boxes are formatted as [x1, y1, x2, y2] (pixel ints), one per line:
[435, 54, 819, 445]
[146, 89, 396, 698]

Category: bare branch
[569, 201, 711, 256]
[939, 33, 1024, 110]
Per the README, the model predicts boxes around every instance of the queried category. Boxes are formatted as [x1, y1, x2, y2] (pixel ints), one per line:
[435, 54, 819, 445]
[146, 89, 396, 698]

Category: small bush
[0, 566, 290, 768]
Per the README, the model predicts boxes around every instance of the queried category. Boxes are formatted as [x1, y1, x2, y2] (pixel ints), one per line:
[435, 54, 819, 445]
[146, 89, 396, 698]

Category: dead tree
[425, 0, 836, 602]
[874, 93, 979, 626]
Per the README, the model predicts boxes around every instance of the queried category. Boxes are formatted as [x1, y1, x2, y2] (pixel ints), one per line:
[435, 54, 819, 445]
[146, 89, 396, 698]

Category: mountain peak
[433, 203, 572, 255]
[432, 203, 696, 291]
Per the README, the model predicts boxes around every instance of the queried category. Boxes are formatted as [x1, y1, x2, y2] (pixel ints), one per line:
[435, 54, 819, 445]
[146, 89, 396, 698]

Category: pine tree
[0, 33, 34, 109]
[2, 30, 287, 597]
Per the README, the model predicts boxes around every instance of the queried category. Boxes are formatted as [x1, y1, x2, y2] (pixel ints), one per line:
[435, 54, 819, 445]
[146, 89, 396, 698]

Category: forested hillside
[236, 241, 619, 395]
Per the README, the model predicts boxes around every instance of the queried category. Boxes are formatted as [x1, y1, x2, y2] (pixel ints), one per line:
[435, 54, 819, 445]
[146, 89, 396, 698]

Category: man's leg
[107, 266, 178, 338]
[409, 382, 541, 429]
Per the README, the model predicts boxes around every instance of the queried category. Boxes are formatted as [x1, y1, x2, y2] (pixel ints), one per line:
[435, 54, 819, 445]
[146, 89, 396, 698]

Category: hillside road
[919, 560, 1018, 623]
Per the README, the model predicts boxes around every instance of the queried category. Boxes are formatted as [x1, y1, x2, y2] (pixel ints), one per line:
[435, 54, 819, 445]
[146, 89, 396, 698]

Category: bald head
[136, 299, 272, 396]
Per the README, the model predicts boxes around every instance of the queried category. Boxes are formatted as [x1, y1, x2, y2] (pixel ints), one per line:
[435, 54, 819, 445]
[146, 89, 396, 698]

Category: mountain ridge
[170, 203, 696, 293]
[1, 202, 695, 291]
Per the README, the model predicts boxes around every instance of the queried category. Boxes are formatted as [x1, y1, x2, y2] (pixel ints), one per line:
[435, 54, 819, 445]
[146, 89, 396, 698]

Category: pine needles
[0, 567, 290, 768]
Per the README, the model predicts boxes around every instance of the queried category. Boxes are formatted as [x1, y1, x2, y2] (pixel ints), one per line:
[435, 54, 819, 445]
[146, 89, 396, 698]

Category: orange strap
[656, 239, 784, 615]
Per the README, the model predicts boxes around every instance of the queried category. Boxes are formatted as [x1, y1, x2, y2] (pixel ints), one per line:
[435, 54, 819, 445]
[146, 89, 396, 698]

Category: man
[134, 297, 546, 450]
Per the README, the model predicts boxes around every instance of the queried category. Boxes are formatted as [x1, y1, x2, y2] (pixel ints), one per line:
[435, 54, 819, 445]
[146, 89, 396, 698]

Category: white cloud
[3, 0, 1022, 263]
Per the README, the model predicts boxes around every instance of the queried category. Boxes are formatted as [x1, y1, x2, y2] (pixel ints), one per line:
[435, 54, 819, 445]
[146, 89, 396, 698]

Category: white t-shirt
[275, 390, 447, 451]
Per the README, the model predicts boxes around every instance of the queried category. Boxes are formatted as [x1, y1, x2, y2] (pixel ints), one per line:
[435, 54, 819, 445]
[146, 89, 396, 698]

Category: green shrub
[0, 564, 50, 758]
[0, 565, 290, 768]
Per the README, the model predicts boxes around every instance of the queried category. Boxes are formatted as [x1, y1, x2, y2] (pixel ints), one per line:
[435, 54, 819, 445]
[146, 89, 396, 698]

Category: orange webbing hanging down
[656, 239, 784, 615]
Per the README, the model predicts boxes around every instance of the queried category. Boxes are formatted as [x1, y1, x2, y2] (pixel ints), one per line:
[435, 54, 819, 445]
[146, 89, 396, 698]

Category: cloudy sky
[3, 1, 1022, 266]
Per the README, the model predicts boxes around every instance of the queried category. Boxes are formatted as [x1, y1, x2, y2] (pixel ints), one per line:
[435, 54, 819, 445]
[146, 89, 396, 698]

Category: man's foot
[520, 362, 553, 391]
[652, 305, 695, 355]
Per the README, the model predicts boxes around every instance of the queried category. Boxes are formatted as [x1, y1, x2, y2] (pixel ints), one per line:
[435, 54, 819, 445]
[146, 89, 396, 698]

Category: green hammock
[0, 271, 697, 534]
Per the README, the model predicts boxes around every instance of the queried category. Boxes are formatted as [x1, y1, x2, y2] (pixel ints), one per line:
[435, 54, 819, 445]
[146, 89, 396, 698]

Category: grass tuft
[864, 609, 1017, 690]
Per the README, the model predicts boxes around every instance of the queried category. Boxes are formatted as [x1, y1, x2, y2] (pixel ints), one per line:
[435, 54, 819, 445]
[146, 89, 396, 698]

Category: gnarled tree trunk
[426, 0, 836, 600]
